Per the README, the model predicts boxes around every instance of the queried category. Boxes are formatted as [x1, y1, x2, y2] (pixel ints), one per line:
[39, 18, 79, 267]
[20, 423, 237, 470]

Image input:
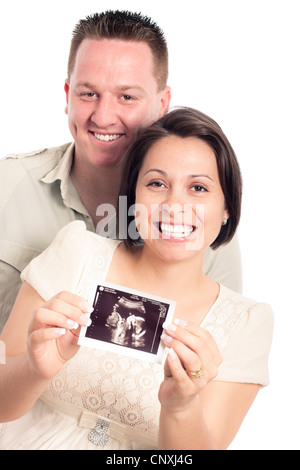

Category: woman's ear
[223, 209, 229, 225]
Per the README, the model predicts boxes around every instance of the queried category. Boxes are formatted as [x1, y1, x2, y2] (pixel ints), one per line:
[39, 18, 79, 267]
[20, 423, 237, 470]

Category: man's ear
[64, 80, 70, 115]
[159, 86, 171, 118]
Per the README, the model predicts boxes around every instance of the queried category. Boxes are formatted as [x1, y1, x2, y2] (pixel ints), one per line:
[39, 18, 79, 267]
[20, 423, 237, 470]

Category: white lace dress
[0, 222, 273, 450]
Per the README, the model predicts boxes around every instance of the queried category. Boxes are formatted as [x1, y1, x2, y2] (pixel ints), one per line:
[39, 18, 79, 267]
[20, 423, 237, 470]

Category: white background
[0, 0, 299, 450]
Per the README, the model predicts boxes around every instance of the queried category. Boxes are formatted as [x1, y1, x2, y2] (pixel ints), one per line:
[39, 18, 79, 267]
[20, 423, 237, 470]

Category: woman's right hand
[27, 291, 93, 380]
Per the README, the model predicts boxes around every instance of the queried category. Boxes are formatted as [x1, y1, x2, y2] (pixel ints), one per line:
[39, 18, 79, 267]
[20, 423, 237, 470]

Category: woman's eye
[191, 184, 207, 192]
[147, 181, 165, 188]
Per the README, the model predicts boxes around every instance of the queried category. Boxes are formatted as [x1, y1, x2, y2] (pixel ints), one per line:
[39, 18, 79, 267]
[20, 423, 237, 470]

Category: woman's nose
[161, 188, 186, 210]
[159, 190, 195, 224]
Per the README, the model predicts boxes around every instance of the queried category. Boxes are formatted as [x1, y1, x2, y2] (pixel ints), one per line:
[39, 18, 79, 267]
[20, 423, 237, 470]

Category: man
[0, 11, 242, 332]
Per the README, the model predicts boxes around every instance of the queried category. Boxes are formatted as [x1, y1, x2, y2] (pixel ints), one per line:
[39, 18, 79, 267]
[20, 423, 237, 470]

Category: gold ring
[188, 367, 205, 379]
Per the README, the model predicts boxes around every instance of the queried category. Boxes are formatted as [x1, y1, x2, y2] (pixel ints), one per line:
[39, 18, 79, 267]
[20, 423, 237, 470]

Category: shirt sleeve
[203, 235, 243, 294]
[215, 302, 274, 386]
[21, 221, 87, 301]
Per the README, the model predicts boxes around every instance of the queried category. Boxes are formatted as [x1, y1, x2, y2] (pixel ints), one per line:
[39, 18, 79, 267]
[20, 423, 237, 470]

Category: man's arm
[0, 241, 41, 334]
[0, 262, 23, 334]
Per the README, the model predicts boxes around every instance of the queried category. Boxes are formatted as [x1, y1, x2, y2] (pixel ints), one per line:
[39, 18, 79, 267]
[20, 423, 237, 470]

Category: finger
[34, 293, 94, 329]
[166, 348, 192, 389]
[164, 320, 222, 365]
[162, 328, 220, 382]
[30, 306, 78, 331]
[30, 309, 89, 340]
[164, 335, 209, 381]
[162, 331, 200, 366]
[45, 291, 92, 312]
[29, 326, 67, 347]
[175, 320, 221, 359]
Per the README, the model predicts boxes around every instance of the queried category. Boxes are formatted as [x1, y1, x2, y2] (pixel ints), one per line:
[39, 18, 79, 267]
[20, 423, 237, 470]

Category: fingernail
[168, 348, 178, 361]
[79, 302, 94, 314]
[53, 328, 66, 336]
[80, 314, 92, 326]
[174, 319, 188, 327]
[161, 333, 172, 343]
[162, 322, 176, 332]
[66, 319, 79, 329]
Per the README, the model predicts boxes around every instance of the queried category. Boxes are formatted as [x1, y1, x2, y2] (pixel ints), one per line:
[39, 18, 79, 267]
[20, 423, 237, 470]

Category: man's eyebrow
[75, 82, 147, 95]
[76, 82, 95, 89]
[119, 85, 147, 95]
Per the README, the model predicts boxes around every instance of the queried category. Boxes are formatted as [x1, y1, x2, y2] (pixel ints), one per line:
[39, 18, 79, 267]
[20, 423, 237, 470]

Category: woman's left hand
[159, 320, 223, 411]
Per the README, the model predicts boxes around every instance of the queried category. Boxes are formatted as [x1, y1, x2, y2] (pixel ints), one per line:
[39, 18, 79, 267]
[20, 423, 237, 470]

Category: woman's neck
[130, 245, 208, 302]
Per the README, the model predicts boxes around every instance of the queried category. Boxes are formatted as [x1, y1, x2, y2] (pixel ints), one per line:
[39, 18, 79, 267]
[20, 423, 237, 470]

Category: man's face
[65, 38, 171, 169]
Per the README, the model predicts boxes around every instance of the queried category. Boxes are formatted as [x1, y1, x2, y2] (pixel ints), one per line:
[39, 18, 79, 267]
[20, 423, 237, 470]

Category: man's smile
[92, 132, 122, 142]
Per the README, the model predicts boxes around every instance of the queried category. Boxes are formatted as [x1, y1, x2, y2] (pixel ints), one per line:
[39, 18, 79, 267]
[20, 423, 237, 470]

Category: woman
[0, 108, 273, 450]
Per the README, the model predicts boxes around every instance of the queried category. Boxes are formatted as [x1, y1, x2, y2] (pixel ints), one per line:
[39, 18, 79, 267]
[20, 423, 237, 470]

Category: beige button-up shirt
[0, 143, 242, 332]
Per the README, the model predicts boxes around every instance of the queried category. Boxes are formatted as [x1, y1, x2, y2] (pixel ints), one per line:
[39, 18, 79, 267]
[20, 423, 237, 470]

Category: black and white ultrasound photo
[78, 282, 176, 363]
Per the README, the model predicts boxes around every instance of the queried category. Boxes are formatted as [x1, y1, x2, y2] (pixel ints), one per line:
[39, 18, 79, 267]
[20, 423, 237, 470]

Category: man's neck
[70, 155, 123, 227]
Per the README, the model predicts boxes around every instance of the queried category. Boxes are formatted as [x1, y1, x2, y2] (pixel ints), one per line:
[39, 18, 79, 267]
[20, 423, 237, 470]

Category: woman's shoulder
[203, 284, 274, 352]
[213, 285, 274, 386]
[219, 284, 272, 313]
[221, 287, 274, 333]
[58, 221, 121, 251]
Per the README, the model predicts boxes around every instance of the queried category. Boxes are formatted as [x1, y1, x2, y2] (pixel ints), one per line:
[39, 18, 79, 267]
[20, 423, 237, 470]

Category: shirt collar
[41, 143, 89, 217]
[41, 142, 75, 186]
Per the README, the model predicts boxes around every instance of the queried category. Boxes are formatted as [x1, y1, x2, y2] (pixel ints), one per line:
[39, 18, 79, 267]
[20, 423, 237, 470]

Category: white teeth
[94, 133, 120, 141]
[160, 223, 194, 238]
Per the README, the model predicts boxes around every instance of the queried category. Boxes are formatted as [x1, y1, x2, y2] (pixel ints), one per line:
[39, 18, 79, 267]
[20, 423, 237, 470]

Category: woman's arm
[158, 321, 260, 449]
[0, 282, 92, 422]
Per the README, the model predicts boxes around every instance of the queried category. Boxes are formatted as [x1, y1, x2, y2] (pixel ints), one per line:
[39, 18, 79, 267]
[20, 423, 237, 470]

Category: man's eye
[80, 92, 97, 99]
[122, 94, 134, 101]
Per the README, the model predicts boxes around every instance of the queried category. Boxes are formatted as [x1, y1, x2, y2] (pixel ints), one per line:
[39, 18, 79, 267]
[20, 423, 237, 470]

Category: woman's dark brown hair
[118, 107, 243, 250]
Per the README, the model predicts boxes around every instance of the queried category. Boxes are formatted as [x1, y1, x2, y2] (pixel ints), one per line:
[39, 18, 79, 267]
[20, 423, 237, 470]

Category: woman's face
[134, 135, 229, 262]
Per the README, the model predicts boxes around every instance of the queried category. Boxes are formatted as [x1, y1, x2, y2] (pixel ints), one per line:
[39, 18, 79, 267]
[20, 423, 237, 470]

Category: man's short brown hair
[68, 10, 168, 91]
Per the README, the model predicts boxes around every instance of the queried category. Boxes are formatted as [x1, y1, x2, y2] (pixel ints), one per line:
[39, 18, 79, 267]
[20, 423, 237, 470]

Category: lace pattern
[43, 348, 163, 435]
[41, 285, 255, 436]
[28, 223, 259, 438]
[201, 286, 256, 351]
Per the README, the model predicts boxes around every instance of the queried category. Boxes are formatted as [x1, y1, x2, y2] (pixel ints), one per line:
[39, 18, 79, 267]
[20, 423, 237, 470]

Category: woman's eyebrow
[189, 174, 214, 182]
[143, 169, 168, 177]
[143, 169, 214, 182]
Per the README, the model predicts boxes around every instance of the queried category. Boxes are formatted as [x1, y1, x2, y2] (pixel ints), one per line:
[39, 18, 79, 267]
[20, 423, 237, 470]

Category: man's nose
[91, 94, 118, 128]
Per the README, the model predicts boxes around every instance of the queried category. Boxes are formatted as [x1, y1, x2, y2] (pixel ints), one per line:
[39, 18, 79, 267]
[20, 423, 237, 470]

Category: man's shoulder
[0, 142, 72, 170]
[0, 142, 73, 212]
